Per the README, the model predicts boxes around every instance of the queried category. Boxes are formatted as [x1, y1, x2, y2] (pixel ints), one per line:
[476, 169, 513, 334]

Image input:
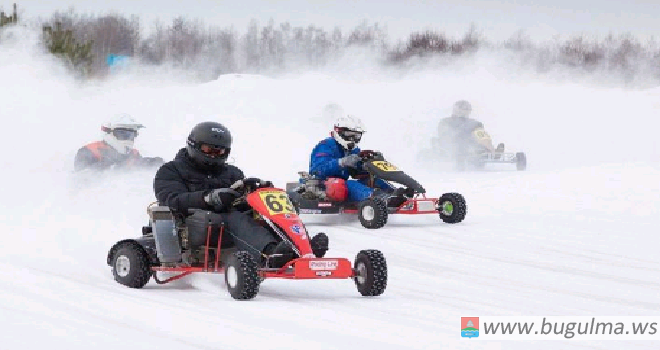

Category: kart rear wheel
[225, 251, 260, 300]
[353, 249, 387, 297]
[438, 192, 467, 224]
[357, 198, 388, 229]
[516, 152, 527, 171]
[112, 243, 152, 288]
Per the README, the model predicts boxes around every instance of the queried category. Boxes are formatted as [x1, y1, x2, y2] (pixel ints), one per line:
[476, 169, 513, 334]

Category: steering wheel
[358, 149, 383, 160]
[229, 177, 274, 208]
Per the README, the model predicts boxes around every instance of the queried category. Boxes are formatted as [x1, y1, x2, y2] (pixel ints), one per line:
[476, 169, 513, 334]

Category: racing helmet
[102, 113, 144, 154]
[331, 115, 365, 150]
[452, 100, 472, 118]
[186, 121, 232, 169]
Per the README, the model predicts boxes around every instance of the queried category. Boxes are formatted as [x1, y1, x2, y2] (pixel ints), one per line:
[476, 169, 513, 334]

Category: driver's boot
[262, 241, 296, 268]
[494, 143, 505, 159]
[370, 189, 403, 208]
[310, 232, 329, 257]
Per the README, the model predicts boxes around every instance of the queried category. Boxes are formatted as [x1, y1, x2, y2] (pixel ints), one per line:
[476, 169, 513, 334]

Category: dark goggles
[200, 143, 228, 158]
[336, 128, 363, 142]
[112, 128, 138, 141]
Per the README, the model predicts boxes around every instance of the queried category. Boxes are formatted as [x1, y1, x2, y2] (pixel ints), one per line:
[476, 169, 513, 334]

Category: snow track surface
[1, 28, 659, 350]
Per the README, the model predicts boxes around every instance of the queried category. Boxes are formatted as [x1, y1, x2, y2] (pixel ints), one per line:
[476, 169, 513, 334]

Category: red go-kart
[107, 180, 387, 300]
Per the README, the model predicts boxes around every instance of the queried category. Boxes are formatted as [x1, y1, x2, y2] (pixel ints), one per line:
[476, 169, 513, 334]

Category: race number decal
[258, 191, 296, 215]
[472, 128, 491, 141]
[372, 160, 399, 172]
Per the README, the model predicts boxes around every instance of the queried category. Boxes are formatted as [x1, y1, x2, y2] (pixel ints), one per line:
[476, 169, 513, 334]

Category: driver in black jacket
[153, 121, 328, 267]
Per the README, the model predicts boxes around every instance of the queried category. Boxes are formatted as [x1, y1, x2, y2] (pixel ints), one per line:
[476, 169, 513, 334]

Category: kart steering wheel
[358, 149, 383, 160]
[231, 177, 273, 194]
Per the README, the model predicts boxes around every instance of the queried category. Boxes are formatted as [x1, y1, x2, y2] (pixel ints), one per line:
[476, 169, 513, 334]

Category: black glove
[204, 188, 240, 210]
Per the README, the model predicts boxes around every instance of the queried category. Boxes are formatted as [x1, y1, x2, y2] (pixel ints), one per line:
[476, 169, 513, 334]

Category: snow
[1, 27, 659, 350]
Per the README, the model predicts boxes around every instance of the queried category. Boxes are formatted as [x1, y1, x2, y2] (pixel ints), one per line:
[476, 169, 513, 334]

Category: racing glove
[204, 188, 240, 210]
[338, 154, 360, 168]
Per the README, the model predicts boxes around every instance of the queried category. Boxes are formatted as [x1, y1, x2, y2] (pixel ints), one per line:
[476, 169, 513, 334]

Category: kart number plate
[309, 260, 339, 271]
[372, 161, 399, 172]
[258, 191, 296, 215]
[417, 201, 436, 212]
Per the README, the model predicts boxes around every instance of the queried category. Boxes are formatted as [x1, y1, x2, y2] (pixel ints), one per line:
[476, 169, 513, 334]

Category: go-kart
[286, 150, 467, 229]
[420, 126, 527, 171]
[106, 180, 388, 300]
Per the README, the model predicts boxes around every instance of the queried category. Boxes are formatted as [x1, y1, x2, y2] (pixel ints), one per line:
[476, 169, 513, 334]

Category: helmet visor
[336, 128, 363, 142]
[113, 128, 137, 141]
[200, 143, 228, 158]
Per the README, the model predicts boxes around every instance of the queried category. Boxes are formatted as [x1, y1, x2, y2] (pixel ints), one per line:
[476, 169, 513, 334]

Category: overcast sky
[8, 0, 660, 43]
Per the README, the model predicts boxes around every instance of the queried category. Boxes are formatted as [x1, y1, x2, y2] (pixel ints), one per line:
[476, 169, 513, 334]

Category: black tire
[437, 192, 467, 224]
[111, 243, 152, 288]
[357, 198, 388, 229]
[516, 152, 527, 171]
[353, 249, 387, 297]
[224, 251, 260, 300]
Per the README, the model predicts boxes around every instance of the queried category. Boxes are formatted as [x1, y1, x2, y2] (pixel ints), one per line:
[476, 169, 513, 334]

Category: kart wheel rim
[356, 262, 367, 285]
[362, 205, 375, 221]
[116, 255, 130, 277]
[226, 266, 238, 289]
[441, 201, 454, 216]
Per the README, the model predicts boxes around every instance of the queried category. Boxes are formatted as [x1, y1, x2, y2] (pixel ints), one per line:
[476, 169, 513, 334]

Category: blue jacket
[309, 137, 361, 180]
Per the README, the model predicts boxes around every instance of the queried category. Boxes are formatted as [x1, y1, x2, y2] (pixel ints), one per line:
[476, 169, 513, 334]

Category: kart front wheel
[437, 192, 467, 224]
[111, 242, 152, 288]
[357, 198, 388, 229]
[353, 249, 387, 297]
[225, 251, 260, 300]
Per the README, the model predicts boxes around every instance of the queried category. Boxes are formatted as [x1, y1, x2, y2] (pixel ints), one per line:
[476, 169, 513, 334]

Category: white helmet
[452, 100, 472, 118]
[332, 115, 365, 150]
[101, 113, 144, 154]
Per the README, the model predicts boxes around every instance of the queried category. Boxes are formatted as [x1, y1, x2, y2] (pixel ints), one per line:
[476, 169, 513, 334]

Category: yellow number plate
[258, 190, 296, 215]
[472, 127, 491, 141]
[372, 160, 399, 172]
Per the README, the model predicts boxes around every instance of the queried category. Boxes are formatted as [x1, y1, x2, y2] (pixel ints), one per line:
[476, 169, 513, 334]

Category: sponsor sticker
[308, 260, 339, 271]
[417, 201, 436, 212]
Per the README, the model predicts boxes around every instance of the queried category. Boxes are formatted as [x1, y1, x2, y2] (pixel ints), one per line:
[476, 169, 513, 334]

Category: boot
[493, 143, 505, 160]
[262, 241, 296, 268]
[373, 188, 409, 208]
[310, 232, 329, 257]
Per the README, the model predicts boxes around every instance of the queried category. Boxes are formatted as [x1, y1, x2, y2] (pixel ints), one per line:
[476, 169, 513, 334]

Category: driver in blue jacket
[309, 114, 408, 204]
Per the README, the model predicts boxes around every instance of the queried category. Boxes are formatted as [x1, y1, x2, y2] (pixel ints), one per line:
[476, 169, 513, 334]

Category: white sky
[7, 0, 660, 43]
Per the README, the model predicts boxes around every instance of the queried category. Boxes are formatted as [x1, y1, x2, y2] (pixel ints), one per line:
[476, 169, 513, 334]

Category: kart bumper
[260, 257, 354, 279]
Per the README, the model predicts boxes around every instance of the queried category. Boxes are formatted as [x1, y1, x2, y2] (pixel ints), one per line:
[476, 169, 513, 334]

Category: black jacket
[153, 148, 244, 215]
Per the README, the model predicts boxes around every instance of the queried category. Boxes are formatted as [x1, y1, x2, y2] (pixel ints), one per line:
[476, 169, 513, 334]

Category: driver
[309, 113, 410, 205]
[435, 100, 504, 154]
[153, 121, 328, 267]
[74, 114, 164, 171]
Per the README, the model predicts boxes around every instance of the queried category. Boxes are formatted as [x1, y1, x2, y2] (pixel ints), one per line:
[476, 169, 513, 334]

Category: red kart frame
[151, 188, 355, 284]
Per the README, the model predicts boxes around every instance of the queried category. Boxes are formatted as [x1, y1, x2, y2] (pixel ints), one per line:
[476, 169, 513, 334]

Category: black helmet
[186, 121, 232, 169]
